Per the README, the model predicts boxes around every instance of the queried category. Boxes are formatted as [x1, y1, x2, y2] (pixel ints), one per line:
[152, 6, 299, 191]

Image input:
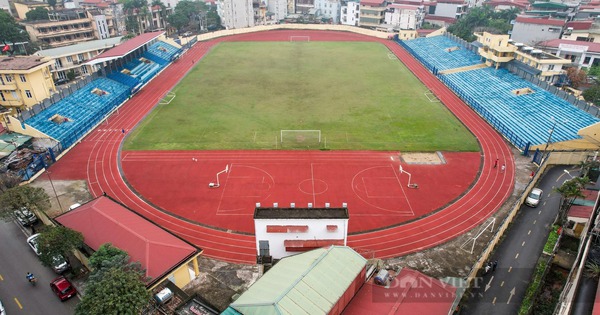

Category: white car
[525, 188, 543, 207]
[26, 234, 70, 273]
[0, 299, 5, 315]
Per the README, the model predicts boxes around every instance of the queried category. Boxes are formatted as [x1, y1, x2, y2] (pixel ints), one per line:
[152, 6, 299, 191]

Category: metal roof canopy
[85, 31, 164, 66]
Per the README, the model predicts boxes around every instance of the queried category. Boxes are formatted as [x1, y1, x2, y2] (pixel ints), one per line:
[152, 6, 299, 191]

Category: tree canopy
[0, 10, 30, 44]
[37, 226, 84, 266]
[554, 176, 590, 226]
[76, 244, 150, 315]
[447, 7, 519, 42]
[0, 185, 50, 221]
[566, 67, 587, 89]
[26, 7, 50, 21]
[583, 85, 600, 104]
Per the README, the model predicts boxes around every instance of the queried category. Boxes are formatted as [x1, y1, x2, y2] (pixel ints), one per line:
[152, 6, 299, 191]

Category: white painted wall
[341, 1, 359, 26]
[255, 218, 348, 259]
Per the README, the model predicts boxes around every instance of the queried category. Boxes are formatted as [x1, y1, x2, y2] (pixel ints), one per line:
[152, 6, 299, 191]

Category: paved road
[462, 165, 574, 314]
[0, 220, 77, 314]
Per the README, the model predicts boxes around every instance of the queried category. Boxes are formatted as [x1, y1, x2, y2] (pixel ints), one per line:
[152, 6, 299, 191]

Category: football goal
[289, 36, 310, 42]
[280, 130, 321, 148]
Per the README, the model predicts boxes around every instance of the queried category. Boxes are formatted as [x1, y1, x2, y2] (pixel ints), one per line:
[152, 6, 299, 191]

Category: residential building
[80, 1, 126, 36]
[434, 0, 467, 20]
[14, 2, 50, 20]
[34, 36, 123, 81]
[510, 16, 565, 46]
[359, 0, 387, 28]
[89, 10, 110, 39]
[423, 15, 456, 27]
[561, 20, 598, 43]
[575, 3, 600, 20]
[55, 196, 203, 291]
[475, 32, 570, 83]
[23, 9, 100, 49]
[267, 0, 287, 23]
[314, 0, 341, 23]
[217, 0, 254, 29]
[295, 0, 315, 14]
[384, 4, 424, 30]
[0, 56, 56, 113]
[538, 39, 600, 68]
[486, 0, 528, 12]
[341, 1, 360, 26]
[253, 206, 349, 260]
[0, 0, 11, 15]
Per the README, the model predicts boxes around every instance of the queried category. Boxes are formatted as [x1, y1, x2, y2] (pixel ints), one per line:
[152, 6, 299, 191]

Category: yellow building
[0, 56, 55, 113]
[14, 2, 50, 20]
[475, 31, 570, 83]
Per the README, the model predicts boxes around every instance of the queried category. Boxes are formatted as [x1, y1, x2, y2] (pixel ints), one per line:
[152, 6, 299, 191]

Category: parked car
[68, 203, 81, 211]
[0, 299, 5, 315]
[14, 207, 37, 227]
[525, 188, 543, 207]
[26, 234, 70, 273]
[50, 276, 77, 301]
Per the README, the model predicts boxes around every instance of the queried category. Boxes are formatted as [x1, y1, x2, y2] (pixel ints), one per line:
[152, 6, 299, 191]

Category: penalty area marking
[424, 92, 440, 103]
[387, 53, 398, 60]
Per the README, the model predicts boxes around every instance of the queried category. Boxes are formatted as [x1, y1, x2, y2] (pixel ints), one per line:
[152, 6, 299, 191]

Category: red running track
[50, 30, 514, 263]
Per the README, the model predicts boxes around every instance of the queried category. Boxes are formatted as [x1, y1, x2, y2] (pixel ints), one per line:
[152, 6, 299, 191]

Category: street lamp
[45, 169, 63, 211]
[543, 117, 569, 152]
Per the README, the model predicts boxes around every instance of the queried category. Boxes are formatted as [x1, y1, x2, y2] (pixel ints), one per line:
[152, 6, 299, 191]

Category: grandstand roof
[86, 31, 164, 65]
[515, 16, 565, 26]
[539, 39, 600, 53]
[35, 36, 123, 58]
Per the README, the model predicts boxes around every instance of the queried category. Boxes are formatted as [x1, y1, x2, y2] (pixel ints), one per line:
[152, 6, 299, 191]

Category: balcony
[0, 82, 17, 90]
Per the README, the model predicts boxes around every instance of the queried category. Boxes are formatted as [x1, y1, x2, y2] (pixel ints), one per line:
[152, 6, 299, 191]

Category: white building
[218, 0, 255, 29]
[434, 0, 467, 20]
[268, 0, 288, 22]
[314, 0, 341, 23]
[538, 39, 600, 69]
[384, 4, 423, 30]
[341, 1, 360, 26]
[90, 11, 110, 39]
[510, 16, 565, 46]
[254, 206, 349, 260]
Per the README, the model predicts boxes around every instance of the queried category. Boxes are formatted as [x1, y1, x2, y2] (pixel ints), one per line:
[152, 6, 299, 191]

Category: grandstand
[398, 35, 600, 151]
[20, 33, 182, 151]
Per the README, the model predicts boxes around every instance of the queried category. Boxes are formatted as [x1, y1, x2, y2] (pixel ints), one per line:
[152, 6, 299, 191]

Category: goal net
[280, 130, 321, 148]
[289, 36, 310, 42]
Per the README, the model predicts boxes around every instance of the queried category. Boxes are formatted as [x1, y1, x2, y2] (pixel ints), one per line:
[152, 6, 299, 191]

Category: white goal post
[280, 130, 321, 144]
[289, 36, 310, 42]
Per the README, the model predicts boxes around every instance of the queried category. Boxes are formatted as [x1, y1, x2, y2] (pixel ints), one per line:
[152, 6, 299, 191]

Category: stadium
[7, 25, 600, 266]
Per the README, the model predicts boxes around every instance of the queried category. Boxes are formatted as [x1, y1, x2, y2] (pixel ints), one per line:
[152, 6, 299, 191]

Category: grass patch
[519, 258, 548, 315]
[543, 225, 560, 254]
[124, 42, 478, 151]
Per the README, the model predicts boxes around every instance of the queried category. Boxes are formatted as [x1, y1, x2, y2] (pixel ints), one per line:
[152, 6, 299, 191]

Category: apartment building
[538, 39, 600, 69]
[561, 20, 598, 43]
[434, 0, 467, 19]
[23, 9, 106, 48]
[35, 36, 122, 81]
[510, 16, 565, 46]
[384, 4, 424, 30]
[475, 32, 570, 83]
[359, 0, 387, 28]
[314, 0, 341, 23]
[267, 0, 287, 22]
[340, 1, 360, 26]
[217, 0, 254, 29]
[14, 2, 50, 20]
[0, 56, 56, 113]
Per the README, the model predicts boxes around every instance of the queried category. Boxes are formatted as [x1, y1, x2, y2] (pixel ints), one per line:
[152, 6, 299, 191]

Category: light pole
[543, 117, 558, 152]
[45, 169, 63, 211]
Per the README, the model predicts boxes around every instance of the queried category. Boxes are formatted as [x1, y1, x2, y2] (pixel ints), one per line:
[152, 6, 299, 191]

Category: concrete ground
[29, 146, 537, 311]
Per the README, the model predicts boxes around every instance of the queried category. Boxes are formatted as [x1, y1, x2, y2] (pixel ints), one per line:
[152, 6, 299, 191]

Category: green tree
[583, 85, 600, 104]
[151, 0, 167, 30]
[588, 65, 600, 77]
[88, 243, 128, 270]
[37, 226, 84, 266]
[168, 11, 189, 33]
[121, 0, 149, 34]
[554, 176, 590, 226]
[566, 67, 587, 89]
[0, 10, 30, 44]
[66, 69, 76, 81]
[76, 249, 150, 315]
[25, 7, 49, 21]
[447, 7, 518, 41]
[0, 185, 50, 221]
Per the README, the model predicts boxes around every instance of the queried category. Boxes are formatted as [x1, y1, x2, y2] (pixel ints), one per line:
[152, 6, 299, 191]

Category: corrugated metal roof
[35, 36, 123, 57]
[230, 246, 366, 315]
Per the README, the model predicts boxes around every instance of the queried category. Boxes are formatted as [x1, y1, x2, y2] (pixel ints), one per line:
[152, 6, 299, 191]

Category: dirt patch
[401, 152, 445, 164]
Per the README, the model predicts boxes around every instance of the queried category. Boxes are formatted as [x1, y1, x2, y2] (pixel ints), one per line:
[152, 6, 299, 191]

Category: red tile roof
[515, 16, 565, 27]
[566, 20, 594, 31]
[55, 196, 199, 283]
[580, 4, 600, 10]
[539, 39, 600, 53]
[389, 3, 420, 9]
[87, 31, 164, 64]
[487, 0, 528, 9]
[342, 268, 457, 315]
[568, 205, 593, 219]
[424, 15, 457, 23]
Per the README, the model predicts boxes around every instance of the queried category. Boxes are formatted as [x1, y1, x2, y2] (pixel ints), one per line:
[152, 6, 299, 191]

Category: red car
[50, 276, 77, 301]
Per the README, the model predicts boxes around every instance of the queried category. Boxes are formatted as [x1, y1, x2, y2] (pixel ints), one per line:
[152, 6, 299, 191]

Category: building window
[0, 92, 4, 101]
[81, 65, 88, 74]
[19, 74, 26, 83]
[548, 65, 555, 70]
[5, 75, 12, 83]
[66, 56, 73, 62]
[25, 90, 32, 98]
[584, 56, 591, 64]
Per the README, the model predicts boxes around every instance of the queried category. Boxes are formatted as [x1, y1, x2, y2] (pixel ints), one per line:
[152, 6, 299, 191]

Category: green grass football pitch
[123, 42, 479, 152]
